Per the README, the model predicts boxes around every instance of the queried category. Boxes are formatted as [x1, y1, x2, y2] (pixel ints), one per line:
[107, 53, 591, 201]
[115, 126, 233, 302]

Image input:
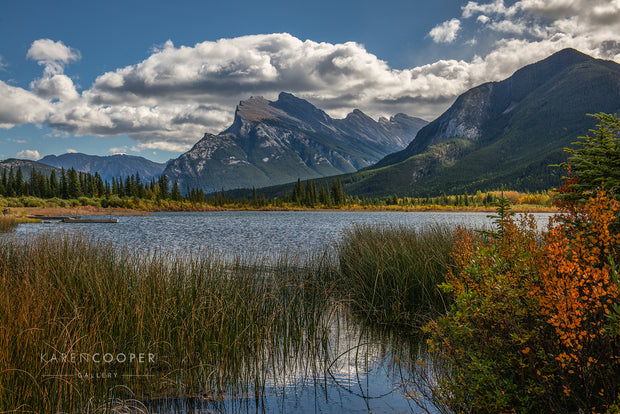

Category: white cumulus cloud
[134, 141, 192, 153]
[0, 80, 52, 128]
[1, 12, 620, 155]
[16, 149, 41, 160]
[27, 39, 80, 102]
[429, 19, 462, 43]
[27, 39, 81, 67]
[108, 146, 128, 155]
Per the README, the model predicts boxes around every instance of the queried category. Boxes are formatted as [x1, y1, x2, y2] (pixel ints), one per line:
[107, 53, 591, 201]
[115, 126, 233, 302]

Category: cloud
[6, 138, 27, 144]
[0, 80, 52, 128]
[1, 15, 620, 155]
[27, 39, 81, 68]
[30, 73, 79, 101]
[460, 0, 620, 62]
[108, 146, 128, 155]
[134, 141, 192, 153]
[16, 149, 41, 160]
[48, 33, 478, 140]
[27, 39, 80, 101]
[462, 0, 512, 19]
[429, 19, 462, 43]
[66, 148, 78, 153]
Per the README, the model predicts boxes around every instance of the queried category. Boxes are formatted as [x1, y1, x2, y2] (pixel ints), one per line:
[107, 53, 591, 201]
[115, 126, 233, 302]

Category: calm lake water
[12, 210, 553, 413]
[15, 210, 553, 259]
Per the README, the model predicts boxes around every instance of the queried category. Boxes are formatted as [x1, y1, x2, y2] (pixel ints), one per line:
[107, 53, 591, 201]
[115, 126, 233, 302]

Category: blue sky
[1, 0, 619, 163]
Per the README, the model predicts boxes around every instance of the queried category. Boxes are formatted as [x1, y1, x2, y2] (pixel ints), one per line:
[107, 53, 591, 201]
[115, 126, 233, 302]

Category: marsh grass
[0, 215, 19, 233]
[0, 232, 338, 412]
[335, 224, 455, 327]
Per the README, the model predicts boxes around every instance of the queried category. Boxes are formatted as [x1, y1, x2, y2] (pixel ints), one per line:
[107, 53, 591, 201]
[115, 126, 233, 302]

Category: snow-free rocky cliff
[164, 92, 427, 193]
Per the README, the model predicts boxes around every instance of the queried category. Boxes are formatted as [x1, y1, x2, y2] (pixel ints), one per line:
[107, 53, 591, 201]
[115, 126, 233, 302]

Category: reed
[0, 215, 19, 233]
[0, 232, 338, 412]
[335, 223, 455, 327]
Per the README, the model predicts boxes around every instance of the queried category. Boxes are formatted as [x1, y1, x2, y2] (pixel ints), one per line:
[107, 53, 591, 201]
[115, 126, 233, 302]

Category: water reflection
[136, 311, 432, 413]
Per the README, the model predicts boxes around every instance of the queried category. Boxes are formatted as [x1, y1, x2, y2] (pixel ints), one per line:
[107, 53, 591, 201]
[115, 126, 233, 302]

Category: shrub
[427, 193, 620, 413]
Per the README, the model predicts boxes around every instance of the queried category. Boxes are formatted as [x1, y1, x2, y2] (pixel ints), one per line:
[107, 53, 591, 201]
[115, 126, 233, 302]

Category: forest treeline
[0, 166, 352, 208]
[0, 165, 552, 210]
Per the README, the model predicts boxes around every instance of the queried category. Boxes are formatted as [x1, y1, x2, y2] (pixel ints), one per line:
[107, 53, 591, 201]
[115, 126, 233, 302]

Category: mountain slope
[0, 159, 61, 179]
[38, 153, 166, 181]
[164, 92, 427, 193]
[341, 48, 620, 197]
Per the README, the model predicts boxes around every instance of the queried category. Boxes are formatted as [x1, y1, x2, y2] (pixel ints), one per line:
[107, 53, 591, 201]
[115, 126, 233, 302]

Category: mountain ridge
[163, 92, 427, 193]
[38, 153, 166, 181]
[253, 48, 620, 198]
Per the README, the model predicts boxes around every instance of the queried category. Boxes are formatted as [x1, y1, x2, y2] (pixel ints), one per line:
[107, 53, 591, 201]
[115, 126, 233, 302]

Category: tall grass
[335, 224, 455, 327]
[0, 215, 19, 233]
[0, 232, 338, 412]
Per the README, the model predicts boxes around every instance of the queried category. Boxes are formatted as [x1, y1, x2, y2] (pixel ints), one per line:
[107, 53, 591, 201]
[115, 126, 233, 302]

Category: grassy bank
[0, 215, 40, 232]
[335, 224, 455, 327]
[0, 232, 338, 412]
[0, 191, 556, 213]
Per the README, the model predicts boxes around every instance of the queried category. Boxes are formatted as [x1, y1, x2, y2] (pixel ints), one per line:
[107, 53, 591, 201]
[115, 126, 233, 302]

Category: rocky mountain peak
[164, 91, 428, 193]
[235, 96, 290, 122]
[345, 109, 374, 122]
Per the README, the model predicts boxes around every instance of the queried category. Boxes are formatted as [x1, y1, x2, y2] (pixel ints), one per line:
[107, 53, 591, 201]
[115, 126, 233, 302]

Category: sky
[1, 0, 620, 163]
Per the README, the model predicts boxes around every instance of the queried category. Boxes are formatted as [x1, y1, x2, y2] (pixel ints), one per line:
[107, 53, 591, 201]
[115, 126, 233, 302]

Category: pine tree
[252, 187, 258, 206]
[293, 178, 303, 205]
[171, 180, 182, 201]
[14, 168, 24, 196]
[558, 113, 620, 203]
[94, 173, 104, 197]
[67, 168, 82, 198]
[305, 180, 315, 207]
[331, 178, 345, 206]
[59, 168, 68, 198]
[319, 184, 330, 205]
[158, 174, 169, 199]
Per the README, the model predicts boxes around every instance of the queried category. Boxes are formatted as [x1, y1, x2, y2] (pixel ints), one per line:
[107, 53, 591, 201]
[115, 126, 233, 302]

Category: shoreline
[6, 204, 558, 216]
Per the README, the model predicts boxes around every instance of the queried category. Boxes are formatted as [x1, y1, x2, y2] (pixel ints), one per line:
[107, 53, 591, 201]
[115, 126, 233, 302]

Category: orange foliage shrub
[429, 192, 620, 413]
[536, 193, 620, 405]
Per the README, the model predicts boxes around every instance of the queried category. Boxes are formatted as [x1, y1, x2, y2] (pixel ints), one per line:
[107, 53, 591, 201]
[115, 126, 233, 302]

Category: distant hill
[163, 92, 427, 193]
[330, 48, 620, 197]
[0, 159, 61, 179]
[38, 153, 166, 181]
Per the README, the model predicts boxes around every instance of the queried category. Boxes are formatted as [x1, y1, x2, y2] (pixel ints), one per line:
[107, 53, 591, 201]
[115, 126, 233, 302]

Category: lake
[15, 210, 553, 259]
[11, 210, 553, 413]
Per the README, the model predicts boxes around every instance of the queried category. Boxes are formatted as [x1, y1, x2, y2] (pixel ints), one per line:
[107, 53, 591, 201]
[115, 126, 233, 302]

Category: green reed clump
[0, 232, 337, 412]
[335, 224, 455, 327]
[0, 215, 19, 233]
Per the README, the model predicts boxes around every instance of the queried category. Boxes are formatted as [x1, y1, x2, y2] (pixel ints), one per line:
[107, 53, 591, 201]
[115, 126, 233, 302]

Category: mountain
[330, 48, 620, 197]
[0, 159, 61, 179]
[38, 153, 166, 181]
[163, 92, 427, 193]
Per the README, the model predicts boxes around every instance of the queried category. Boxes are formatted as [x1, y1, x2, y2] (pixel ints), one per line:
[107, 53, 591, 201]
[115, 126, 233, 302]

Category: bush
[18, 196, 45, 207]
[101, 195, 123, 208]
[78, 196, 100, 207]
[427, 193, 620, 413]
